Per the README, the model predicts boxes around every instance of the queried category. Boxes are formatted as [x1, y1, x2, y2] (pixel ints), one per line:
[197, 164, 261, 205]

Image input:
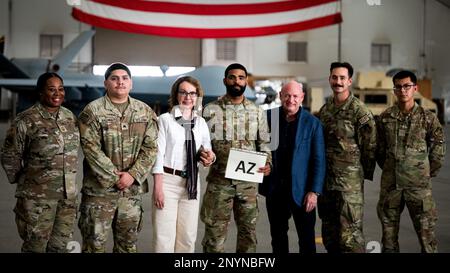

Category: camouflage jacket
[1, 103, 80, 200]
[78, 95, 158, 197]
[202, 96, 272, 185]
[319, 93, 377, 192]
[376, 103, 446, 190]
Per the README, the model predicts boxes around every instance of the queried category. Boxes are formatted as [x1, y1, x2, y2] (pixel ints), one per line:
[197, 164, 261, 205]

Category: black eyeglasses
[178, 91, 198, 97]
[393, 84, 415, 92]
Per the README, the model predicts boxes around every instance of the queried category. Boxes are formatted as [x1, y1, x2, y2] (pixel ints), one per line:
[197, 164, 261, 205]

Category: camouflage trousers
[318, 190, 365, 253]
[200, 182, 258, 253]
[78, 195, 144, 253]
[14, 197, 78, 253]
[377, 188, 438, 253]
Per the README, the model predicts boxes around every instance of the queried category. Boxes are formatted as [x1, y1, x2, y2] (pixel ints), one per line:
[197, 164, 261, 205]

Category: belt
[163, 166, 187, 178]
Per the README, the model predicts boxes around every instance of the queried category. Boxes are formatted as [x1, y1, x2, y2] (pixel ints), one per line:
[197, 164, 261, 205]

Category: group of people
[259, 62, 445, 254]
[0, 61, 445, 254]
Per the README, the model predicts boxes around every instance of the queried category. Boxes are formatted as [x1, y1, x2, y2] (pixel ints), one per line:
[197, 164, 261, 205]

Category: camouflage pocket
[422, 196, 436, 213]
[14, 198, 45, 242]
[408, 141, 427, 153]
[100, 120, 120, 142]
[200, 183, 232, 225]
[383, 121, 397, 145]
[341, 192, 363, 224]
[15, 212, 28, 241]
[129, 121, 148, 138]
[28, 171, 54, 185]
[336, 120, 355, 139]
[14, 200, 32, 241]
[78, 200, 105, 237]
[28, 128, 60, 157]
[386, 191, 400, 209]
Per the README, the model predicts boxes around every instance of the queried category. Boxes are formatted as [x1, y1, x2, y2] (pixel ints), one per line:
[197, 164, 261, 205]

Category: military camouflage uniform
[1, 102, 79, 253]
[318, 93, 377, 253]
[376, 103, 445, 253]
[78, 95, 158, 253]
[200, 96, 272, 253]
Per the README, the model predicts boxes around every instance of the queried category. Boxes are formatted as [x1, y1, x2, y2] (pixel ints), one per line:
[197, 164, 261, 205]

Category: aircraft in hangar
[0, 30, 255, 117]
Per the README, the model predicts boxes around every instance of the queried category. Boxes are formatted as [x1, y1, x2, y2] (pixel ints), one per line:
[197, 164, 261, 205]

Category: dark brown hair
[36, 72, 63, 93]
[393, 70, 417, 84]
[168, 76, 204, 111]
[330, 62, 354, 78]
[104, 62, 131, 80]
[225, 63, 247, 78]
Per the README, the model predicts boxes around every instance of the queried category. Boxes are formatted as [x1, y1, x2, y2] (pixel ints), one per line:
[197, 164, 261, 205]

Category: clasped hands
[199, 149, 216, 167]
[115, 170, 135, 190]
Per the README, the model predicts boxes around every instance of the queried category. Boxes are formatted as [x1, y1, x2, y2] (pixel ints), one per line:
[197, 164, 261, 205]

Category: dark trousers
[265, 186, 316, 254]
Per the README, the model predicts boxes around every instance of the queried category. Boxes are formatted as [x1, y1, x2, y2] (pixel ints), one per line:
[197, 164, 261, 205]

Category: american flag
[72, 0, 342, 38]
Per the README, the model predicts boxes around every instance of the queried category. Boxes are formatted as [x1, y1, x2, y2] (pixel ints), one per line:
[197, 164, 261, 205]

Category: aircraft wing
[0, 78, 35, 89]
[0, 76, 105, 115]
[0, 78, 104, 89]
[0, 54, 29, 79]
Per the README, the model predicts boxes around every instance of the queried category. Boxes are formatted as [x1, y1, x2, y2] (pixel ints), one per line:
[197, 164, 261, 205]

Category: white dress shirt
[152, 106, 212, 174]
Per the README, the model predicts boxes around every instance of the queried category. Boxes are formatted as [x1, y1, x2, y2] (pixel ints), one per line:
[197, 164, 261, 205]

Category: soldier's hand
[303, 192, 318, 213]
[258, 163, 271, 176]
[115, 171, 135, 190]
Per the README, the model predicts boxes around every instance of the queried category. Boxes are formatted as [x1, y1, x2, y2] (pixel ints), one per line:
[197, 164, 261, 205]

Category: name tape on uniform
[225, 148, 267, 183]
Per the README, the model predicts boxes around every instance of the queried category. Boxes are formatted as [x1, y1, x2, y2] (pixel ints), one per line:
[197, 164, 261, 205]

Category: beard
[226, 84, 246, 97]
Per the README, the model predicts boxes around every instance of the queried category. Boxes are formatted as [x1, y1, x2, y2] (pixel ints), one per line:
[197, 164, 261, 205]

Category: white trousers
[152, 173, 200, 253]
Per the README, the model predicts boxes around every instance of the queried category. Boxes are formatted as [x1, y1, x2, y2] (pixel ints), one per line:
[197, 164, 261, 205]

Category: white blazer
[152, 106, 212, 174]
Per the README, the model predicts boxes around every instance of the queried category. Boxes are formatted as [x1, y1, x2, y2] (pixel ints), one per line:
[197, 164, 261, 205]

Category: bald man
[259, 80, 326, 253]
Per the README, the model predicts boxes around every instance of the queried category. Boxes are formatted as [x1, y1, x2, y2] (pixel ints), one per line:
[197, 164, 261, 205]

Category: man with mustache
[318, 62, 377, 253]
[200, 63, 272, 252]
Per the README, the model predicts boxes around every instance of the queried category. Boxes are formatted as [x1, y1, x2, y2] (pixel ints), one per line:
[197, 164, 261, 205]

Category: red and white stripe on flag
[72, 0, 342, 38]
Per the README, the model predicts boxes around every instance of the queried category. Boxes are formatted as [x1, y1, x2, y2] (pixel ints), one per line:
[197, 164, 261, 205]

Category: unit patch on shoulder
[79, 111, 93, 124]
[359, 115, 370, 125]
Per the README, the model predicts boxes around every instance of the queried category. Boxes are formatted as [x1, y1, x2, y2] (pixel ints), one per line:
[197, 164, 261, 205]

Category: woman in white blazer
[152, 76, 215, 253]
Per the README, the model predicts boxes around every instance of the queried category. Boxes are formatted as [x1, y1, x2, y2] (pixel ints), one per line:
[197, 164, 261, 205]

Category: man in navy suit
[259, 80, 326, 253]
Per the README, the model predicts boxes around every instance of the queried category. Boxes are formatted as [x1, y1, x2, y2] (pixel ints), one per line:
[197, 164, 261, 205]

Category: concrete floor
[0, 121, 449, 253]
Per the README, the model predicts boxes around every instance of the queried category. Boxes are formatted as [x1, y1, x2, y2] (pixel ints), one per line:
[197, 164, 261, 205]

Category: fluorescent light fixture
[165, 66, 196, 76]
[93, 65, 195, 77]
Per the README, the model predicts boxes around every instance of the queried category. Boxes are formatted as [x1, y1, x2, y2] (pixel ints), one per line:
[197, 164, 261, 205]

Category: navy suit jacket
[259, 107, 326, 207]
